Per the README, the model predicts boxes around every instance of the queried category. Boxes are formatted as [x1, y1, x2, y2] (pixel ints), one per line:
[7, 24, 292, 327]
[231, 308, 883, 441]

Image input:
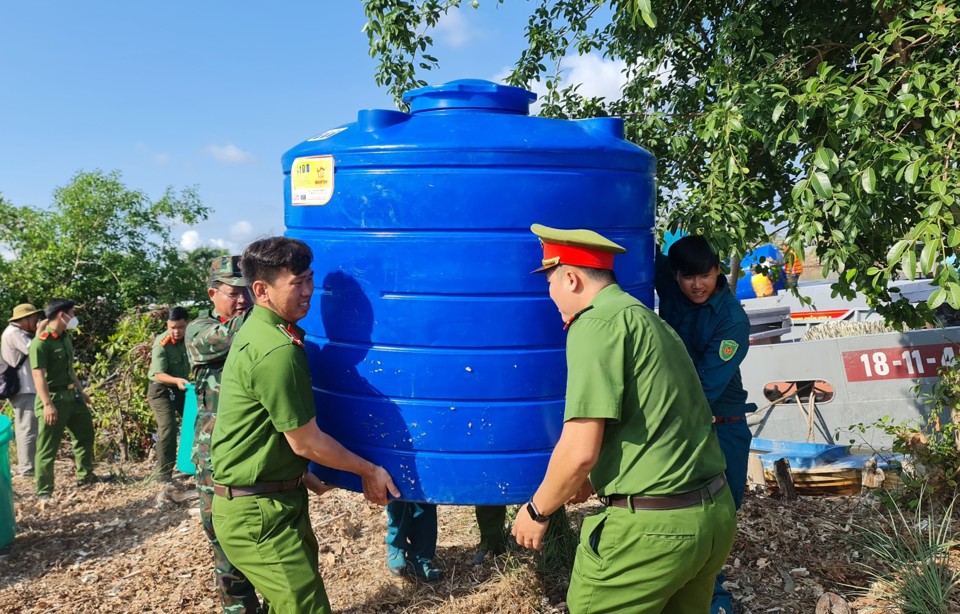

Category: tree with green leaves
[362, 0, 960, 325]
[0, 169, 213, 354]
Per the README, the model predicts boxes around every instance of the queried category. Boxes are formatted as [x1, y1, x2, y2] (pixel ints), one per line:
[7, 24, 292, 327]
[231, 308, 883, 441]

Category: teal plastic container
[0, 414, 16, 549]
[175, 383, 198, 475]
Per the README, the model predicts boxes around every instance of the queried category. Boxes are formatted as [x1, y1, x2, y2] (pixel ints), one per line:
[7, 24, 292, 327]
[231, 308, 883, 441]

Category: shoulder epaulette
[276, 323, 305, 348]
[160, 334, 173, 346]
[563, 306, 595, 331]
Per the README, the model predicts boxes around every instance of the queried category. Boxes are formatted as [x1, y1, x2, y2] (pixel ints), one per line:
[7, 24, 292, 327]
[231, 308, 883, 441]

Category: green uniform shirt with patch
[29, 327, 76, 389]
[563, 284, 726, 497]
[148, 332, 190, 381]
[211, 305, 315, 486]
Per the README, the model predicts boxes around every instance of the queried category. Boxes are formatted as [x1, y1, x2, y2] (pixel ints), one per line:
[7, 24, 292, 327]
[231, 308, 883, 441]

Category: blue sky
[0, 2, 625, 253]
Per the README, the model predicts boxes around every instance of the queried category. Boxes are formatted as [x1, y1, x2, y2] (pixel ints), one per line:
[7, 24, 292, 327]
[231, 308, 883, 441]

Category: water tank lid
[402, 79, 536, 115]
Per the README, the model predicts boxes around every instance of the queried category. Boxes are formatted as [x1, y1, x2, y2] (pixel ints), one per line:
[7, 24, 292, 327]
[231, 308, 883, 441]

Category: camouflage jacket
[186, 308, 250, 469]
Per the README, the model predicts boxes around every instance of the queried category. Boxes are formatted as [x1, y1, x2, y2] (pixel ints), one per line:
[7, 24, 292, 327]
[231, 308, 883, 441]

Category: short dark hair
[240, 237, 313, 285]
[168, 306, 189, 322]
[577, 265, 617, 285]
[45, 298, 76, 320]
[668, 235, 721, 276]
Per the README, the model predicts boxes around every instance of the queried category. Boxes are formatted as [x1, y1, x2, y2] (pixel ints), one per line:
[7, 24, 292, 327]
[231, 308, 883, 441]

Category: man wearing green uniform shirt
[185, 256, 259, 613]
[31, 298, 99, 499]
[512, 224, 737, 613]
[147, 306, 191, 483]
[211, 236, 399, 614]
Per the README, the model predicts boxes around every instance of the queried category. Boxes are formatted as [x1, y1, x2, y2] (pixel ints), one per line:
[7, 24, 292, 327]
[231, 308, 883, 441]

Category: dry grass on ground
[0, 458, 954, 613]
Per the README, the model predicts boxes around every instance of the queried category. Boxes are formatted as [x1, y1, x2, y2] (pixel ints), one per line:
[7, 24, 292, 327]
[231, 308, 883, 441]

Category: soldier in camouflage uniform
[186, 256, 258, 613]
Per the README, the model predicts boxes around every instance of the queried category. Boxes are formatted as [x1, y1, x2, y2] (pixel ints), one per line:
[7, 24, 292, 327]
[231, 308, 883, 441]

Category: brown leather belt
[213, 477, 304, 499]
[712, 415, 744, 424]
[599, 474, 727, 511]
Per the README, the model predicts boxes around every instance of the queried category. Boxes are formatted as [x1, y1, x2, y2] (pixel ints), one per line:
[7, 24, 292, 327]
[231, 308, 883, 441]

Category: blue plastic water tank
[282, 79, 656, 504]
[736, 243, 786, 299]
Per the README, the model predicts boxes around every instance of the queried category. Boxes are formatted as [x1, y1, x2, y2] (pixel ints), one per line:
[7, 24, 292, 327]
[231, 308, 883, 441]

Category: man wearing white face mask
[31, 298, 99, 500]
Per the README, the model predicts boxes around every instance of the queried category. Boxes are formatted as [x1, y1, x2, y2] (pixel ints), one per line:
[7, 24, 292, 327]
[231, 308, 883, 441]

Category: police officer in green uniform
[185, 256, 259, 613]
[211, 236, 399, 614]
[655, 234, 756, 614]
[31, 298, 98, 499]
[512, 225, 737, 613]
[147, 306, 191, 483]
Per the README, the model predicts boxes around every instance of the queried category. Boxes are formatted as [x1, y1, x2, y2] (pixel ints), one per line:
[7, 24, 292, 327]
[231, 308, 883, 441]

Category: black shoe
[471, 545, 506, 566]
[471, 549, 489, 566]
[77, 474, 113, 487]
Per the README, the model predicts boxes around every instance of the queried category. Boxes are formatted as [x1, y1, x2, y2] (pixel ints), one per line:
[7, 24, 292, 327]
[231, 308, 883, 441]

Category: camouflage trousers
[196, 467, 264, 613]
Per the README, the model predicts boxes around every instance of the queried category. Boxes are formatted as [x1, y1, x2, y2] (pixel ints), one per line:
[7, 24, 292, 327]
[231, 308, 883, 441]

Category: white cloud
[205, 144, 256, 164]
[433, 8, 473, 48]
[229, 220, 254, 243]
[494, 52, 629, 113]
[136, 142, 172, 166]
[180, 227, 252, 253]
[180, 230, 201, 251]
[561, 54, 627, 101]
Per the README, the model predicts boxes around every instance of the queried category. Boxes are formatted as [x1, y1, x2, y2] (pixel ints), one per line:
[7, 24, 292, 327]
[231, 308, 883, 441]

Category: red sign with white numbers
[842, 343, 959, 382]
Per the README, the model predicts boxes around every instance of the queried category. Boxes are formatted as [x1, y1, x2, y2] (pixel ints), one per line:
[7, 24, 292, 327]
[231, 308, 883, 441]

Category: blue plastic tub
[751, 437, 903, 472]
[0, 415, 16, 549]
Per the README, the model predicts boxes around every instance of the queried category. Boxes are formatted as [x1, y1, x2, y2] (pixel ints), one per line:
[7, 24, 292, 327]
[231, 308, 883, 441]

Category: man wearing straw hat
[2, 303, 44, 476]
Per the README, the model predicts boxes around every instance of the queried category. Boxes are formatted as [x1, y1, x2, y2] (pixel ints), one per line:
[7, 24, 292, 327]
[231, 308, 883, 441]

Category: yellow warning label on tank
[291, 155, 334, 206]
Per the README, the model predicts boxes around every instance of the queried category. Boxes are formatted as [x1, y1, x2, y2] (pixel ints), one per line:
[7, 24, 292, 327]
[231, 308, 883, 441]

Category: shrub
[82, 308, 167, 461]
[853, 493, 960, 613]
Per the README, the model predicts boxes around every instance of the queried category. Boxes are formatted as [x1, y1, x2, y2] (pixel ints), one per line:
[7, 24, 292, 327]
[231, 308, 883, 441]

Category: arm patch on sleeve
[719, 339, 739, 361]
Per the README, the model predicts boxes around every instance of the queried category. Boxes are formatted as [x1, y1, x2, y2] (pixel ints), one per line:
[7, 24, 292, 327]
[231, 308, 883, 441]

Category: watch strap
[526, 500, 550, 523]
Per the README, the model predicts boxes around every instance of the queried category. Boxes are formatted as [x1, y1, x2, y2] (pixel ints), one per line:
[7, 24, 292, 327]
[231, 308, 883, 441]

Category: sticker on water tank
[307, 127, 347, 141]
[291, 155, 334, 206]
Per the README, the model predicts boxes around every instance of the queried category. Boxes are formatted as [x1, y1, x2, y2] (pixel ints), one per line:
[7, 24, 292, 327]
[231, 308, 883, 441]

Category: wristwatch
[526, 499, 550, 523]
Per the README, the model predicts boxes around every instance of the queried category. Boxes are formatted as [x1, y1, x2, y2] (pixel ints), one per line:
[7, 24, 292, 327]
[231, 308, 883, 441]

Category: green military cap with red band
[530, 223, 627, 273]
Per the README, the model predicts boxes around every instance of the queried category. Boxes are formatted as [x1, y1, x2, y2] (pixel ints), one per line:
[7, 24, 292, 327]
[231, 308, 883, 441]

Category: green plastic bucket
[0, 414, 16, 549]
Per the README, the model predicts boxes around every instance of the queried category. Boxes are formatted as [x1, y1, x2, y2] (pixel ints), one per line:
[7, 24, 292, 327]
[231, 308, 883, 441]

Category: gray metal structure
[743, 326, 960, 450]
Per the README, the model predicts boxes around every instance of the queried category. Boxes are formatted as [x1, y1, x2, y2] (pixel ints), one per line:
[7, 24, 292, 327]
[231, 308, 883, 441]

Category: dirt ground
[0, 456, 945, 614]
